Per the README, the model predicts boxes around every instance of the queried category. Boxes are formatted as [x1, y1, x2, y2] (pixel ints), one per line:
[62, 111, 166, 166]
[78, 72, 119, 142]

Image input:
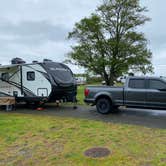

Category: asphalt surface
[1, 105, 166, 129]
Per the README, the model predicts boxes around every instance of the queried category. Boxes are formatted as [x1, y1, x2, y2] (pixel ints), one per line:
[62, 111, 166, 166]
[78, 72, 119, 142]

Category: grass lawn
[0, 113, 165, 166]
[77, 85, 85, 105]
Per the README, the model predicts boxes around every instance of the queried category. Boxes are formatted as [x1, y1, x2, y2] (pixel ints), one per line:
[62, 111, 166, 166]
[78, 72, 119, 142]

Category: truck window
[27, 71, 35, 81]
[129, 79, 145, 89]
[149, 80, 166, 89]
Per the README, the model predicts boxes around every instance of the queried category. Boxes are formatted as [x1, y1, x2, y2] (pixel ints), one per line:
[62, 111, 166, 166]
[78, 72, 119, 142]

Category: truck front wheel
[96, 98, 112, 114]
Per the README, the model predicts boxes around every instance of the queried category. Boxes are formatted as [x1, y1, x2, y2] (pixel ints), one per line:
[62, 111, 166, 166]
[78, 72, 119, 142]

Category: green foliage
[86, 76, 103, 84]
[68, 0, 153, 85]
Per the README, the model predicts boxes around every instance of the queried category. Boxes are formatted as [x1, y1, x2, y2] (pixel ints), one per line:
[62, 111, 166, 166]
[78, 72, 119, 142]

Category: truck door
[146, 79, 166, 108]
[125, 78, 146, 107]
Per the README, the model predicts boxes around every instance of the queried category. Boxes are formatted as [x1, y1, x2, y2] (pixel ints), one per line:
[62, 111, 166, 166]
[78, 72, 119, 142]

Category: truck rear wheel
[96, 98, 112, 114]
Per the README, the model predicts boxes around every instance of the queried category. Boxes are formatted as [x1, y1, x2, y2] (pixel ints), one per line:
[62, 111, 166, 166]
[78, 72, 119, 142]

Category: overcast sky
[0, 0, 165, 75]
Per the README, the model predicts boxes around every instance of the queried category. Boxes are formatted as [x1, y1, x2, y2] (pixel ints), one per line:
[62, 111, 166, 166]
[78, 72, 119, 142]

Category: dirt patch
[160, 158, 166, 162]
[84, 147, 111, 158]
[49, 125, 62, 131]
[140, 162, 152, 166]
[17, 148, 33, 158]
[45, 141, 64, 154]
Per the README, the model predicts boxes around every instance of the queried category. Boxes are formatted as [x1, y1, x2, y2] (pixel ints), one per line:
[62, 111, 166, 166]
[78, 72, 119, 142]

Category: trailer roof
[0, 61, 67, 69]
[0, 63, 40, 69]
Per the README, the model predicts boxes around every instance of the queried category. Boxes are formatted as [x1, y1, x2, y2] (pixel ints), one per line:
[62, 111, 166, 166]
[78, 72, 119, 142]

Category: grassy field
[0, 113, 165, 166]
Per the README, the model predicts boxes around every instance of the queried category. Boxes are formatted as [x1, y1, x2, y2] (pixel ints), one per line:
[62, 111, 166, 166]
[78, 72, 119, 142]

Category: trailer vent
[32, 61, 38, 63]
[43, 59, 52, 62]
[11, 58, 26, 64]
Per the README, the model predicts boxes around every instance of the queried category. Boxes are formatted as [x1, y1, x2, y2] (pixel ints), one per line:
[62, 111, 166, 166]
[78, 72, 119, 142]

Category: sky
[0, 0, 165, 75]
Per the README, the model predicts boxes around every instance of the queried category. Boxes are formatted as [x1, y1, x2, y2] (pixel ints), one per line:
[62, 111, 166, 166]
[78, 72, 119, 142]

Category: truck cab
[125, 77, 166, 108]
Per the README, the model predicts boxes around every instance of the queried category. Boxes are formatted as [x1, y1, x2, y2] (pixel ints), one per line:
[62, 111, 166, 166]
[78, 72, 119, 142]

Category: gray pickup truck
[84, 76, 166, 114]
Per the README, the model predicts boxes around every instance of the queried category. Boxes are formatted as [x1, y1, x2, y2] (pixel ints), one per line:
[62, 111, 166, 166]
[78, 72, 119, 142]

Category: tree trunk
[108, 74, 117, 86]
[103, 75, 115, 86]
[109, 79, 114, 86]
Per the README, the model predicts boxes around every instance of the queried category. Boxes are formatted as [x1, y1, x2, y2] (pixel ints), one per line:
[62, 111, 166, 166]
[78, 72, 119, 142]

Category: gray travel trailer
[0, 58, 77, 105]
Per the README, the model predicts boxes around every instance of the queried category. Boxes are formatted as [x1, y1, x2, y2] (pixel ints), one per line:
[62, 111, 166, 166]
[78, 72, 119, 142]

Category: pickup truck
[84, 77, 166, 114]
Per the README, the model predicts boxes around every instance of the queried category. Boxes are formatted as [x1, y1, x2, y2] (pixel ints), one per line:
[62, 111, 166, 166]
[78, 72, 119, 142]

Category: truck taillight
[84, 88, 90, 97]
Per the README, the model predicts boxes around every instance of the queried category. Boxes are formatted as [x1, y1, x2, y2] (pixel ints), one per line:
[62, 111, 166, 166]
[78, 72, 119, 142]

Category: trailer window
[27, 71, 35, 81]
[1, 73, 9, 81]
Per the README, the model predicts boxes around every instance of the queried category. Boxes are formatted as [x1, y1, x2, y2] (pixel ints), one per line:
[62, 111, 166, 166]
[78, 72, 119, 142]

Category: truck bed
[85, 85, 124, 106]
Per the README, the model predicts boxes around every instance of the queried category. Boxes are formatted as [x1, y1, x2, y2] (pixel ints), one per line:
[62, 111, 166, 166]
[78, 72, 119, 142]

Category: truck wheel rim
[99, 102, 107, 110]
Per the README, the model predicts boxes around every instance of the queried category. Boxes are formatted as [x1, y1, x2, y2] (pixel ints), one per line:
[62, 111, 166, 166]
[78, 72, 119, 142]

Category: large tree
[68, 0, 153, 85]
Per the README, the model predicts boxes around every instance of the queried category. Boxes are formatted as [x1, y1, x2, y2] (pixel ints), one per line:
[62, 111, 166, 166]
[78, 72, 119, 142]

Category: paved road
[1, 105, 166, 129]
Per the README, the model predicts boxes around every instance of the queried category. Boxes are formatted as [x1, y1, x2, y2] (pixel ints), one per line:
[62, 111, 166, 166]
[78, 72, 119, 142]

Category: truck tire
[96, 98, 112, 114]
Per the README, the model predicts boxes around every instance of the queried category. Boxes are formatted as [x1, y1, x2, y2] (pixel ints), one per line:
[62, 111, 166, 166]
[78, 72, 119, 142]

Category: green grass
[0, 113, 165, 166]
[77, 85, 85, 105]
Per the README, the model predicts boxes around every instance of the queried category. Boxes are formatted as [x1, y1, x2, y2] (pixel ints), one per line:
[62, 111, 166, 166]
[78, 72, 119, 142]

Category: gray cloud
[0, 0, 101, 72]
[0, 0, 101, 26]
[0, 20, 69, 45]
[0, 0, 166, 74]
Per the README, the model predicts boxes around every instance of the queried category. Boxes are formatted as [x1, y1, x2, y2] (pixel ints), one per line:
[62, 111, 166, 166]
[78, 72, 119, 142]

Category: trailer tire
[96, 98, 112, 114]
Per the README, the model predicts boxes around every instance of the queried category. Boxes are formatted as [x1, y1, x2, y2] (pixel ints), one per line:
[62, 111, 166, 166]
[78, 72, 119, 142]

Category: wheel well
[95, 95, 112, 104]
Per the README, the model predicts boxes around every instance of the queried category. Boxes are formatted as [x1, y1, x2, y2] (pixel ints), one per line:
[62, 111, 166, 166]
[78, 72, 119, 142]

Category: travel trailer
[0, 58, 77, 105]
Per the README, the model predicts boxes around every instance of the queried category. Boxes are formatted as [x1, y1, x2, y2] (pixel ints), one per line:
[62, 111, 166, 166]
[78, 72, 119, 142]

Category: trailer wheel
[96, 98, 112, 114]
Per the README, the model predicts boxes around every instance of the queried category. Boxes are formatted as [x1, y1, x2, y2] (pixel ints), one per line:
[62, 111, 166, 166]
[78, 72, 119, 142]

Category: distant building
[75, 76, 86, 85]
